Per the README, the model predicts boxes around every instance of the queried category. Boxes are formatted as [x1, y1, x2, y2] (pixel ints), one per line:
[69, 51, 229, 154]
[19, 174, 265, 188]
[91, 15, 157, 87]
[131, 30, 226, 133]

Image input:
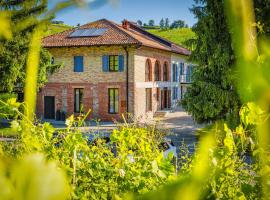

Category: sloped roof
[42, 19, 191, 56]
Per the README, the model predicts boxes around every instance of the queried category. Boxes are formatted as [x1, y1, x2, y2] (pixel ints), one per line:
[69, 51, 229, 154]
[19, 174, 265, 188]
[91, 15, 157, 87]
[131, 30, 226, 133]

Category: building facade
[37, 19, 192, 121]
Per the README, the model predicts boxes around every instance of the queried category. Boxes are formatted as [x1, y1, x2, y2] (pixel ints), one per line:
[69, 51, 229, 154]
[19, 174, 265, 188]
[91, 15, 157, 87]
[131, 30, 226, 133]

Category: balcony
[179, 74, 192, 83]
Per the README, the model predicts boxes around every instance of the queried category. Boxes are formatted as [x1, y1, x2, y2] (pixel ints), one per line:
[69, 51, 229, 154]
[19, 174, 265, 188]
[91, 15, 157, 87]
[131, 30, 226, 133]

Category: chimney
[122, 20, 130, 30]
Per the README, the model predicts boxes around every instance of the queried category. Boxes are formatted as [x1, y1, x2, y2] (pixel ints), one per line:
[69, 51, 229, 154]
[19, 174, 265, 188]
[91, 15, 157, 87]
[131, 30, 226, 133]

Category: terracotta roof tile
[42, 19, 191, 56]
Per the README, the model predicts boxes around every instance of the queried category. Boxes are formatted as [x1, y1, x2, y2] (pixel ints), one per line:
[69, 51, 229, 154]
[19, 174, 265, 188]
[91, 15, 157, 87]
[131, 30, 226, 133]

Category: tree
[170, 20, 185, 29]
[165, 18, 170, 29]
[159, 18, 165, 29]
[0, 0, 59, 93]
[137, 20, 142, 26]
[148, 19, 155, 27]
[253, 1, 270, 36]
[182, 0, 240, 126]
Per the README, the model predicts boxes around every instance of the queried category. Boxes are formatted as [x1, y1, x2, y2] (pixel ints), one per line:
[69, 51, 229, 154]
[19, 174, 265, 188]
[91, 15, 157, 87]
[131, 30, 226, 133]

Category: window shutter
[74, 56, 84, 72]
[190, 65, 193, 75]
[176, 65, 179, 82]
[180, 63, 183, 75]
[79, 56, 84, 72]
[102, 55, 109, 72]
[118, 55, 124, 72]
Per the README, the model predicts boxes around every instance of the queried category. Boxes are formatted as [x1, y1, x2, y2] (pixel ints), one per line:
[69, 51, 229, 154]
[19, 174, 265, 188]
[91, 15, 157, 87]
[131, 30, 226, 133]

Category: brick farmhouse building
[37, 19, 193, 121]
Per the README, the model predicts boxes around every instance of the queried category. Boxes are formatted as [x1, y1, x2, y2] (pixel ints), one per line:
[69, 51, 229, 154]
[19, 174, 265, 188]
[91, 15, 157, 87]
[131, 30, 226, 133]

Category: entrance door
[44, 96, 55, 119]
[161, 88, 169, 110]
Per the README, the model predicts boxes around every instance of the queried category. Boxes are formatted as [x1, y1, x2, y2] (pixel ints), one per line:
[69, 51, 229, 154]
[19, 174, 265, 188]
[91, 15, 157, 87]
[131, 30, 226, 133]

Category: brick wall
[37, 82, 134, 121]
[37, 45, 180, 122]
[133, 47, 171, 119]
[37, 46, 135, 121]
[48, 46, 135, 83]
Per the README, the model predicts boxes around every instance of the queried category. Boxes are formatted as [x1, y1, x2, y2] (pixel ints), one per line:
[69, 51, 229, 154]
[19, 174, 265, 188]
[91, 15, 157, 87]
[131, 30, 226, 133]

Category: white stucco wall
[170, 53, 192, 108]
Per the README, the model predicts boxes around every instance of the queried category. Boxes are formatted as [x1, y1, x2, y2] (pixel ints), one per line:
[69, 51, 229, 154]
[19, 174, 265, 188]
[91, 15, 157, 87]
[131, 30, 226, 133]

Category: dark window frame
[51, 57, 55, 65]
[145, 59, 152, 82]
[173, 87, 178, 100]
[173, 64, 177, 82]
[146, 88, 152, 112]
[108, 88, 119, 114]
[154, 61, 161, 81]
[163, 63, 169, 81]
[156, 88, 160, 101]
[74, 88, 84, 113]
[109, 55, 119, 72]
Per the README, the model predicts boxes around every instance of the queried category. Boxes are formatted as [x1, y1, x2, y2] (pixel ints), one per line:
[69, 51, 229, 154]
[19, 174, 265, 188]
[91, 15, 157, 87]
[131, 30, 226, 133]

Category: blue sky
[48, 0, 196, 27]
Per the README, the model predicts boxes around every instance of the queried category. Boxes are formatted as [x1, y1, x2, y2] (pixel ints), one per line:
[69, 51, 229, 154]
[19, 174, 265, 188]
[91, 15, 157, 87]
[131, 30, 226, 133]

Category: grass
[148, 28, 196, 48]
[44, 23, 72, 36]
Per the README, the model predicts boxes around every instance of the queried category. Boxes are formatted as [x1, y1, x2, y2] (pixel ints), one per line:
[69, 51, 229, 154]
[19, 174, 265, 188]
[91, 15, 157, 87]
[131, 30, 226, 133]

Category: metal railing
[179, 74, 192, 83]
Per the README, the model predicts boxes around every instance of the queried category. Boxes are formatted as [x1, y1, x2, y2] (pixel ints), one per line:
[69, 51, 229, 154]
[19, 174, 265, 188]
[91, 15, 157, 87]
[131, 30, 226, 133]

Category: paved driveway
[157, 107, 205, 153]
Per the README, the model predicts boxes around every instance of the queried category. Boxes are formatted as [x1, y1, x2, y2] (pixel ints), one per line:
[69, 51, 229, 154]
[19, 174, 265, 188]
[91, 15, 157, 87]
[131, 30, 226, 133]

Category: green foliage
[148, 19, 155, 27]
[148, 28, 196, 49]
[1, 0, 270, 199]
[170, 20, 187, 29]
[0, 94, 21, 119]
[1, 111, 175, 199]
[0, 153, 69, 200]
[0, 0, 61, 92]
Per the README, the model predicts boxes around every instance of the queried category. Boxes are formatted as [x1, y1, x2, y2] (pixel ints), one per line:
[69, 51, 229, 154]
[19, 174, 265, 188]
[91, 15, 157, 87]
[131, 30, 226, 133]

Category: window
[108, 88, 119, 114]
[180, 63, 184, 75]
[173, 87, 178, 100]
[74, 56, 84, 72]
[163, 63, 169, 81]
[154, 61, 161, 81]
[145, 59, 152, 81]
[103, 55, 124, 72]
[156, 88, 160, 101]
[74, 88, 83, 113]
[146, 88, 152, 111]
[51, 57, 55, 64]
[109, 55, 119, 72]
[173, 64, 177, 82]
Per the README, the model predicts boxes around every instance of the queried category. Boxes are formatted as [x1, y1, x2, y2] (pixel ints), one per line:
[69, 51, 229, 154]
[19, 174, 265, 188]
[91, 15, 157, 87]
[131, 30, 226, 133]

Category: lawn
[148, 28, 196, 48]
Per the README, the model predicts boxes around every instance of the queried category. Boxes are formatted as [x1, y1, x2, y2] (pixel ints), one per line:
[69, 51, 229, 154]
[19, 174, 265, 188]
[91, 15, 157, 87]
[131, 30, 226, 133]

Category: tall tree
[148, 19, 155, 27]
[159, 18, 165, 29]
[182, 0, 240, 126]
[0, 0, 59, 93]
[170, 20, 185, 29]
[137, 20, 142, 26]
[165, 18, 170, 29]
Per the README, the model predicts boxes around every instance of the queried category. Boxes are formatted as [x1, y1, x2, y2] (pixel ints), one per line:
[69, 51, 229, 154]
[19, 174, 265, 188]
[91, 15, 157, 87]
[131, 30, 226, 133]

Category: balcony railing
[179, 74, 192, 83]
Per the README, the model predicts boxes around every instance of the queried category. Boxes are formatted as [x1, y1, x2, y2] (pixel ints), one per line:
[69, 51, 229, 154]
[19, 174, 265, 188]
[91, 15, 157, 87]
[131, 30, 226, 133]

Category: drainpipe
[123, 46, 129, 118]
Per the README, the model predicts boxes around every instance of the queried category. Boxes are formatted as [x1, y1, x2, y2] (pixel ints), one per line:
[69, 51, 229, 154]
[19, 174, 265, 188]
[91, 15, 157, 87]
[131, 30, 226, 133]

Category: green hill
[148, 28, 196, 49]
[45, 24, 72, 36]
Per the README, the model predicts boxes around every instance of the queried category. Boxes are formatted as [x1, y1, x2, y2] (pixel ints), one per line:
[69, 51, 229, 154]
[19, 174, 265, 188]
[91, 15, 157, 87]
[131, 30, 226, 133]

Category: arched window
[154, 61, 161, 81]
[145, 59, 152, 81]
[163, 62, 169, 81]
